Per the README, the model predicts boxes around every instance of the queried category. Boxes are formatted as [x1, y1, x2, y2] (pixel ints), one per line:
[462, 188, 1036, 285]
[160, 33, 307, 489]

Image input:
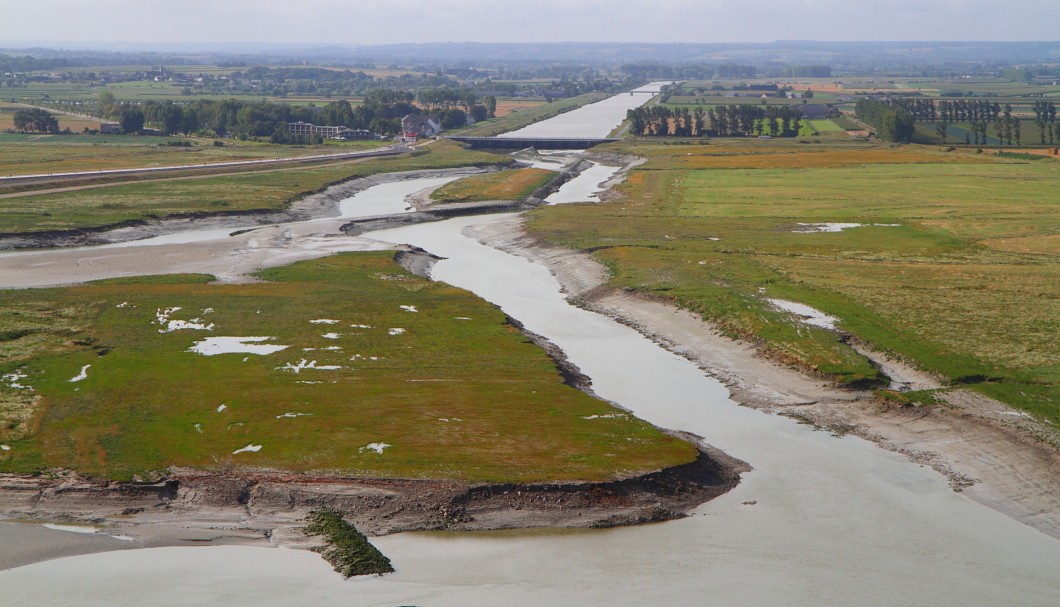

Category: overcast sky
[3, 0, 1058, 46]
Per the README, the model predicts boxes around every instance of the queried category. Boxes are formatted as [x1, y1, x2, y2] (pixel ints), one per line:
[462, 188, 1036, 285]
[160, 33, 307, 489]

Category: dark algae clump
[304, 509, 395, 577]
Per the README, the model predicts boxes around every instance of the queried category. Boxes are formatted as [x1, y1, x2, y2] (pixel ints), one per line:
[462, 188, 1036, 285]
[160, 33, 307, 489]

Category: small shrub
[875, 389, 941, 408]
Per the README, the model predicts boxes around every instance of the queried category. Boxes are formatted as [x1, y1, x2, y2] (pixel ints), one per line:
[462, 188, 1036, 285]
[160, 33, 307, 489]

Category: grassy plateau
[0, 252, 695, 481]
[429, 168, 555, 203]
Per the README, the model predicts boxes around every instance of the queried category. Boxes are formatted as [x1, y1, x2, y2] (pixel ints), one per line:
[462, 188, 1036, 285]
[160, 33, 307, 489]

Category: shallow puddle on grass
[188, 336, 289, 356]
[793, 222, 901, 233]
[767, 298, 840, 330]
[67, 364, 91, 383]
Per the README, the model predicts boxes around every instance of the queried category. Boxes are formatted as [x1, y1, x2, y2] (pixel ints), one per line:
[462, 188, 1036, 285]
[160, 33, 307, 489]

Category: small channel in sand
[545, 162, 623, 205]
[336, 176, 458, 218]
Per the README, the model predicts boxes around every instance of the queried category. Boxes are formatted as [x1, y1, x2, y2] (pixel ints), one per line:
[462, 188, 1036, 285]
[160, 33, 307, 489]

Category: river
[498, 82, 668, 139]
[1, 86, 1059, 606]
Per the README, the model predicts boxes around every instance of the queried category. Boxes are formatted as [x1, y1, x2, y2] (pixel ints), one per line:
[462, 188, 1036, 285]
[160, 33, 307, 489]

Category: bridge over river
[446, 136, 619, 150]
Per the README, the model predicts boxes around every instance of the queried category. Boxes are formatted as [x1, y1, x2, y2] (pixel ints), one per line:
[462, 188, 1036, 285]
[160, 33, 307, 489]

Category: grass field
[430, 168, 555, 203]
[805, 119, 845, 133]
[911, 119, 1057, 146]
[526, 140, 1058, 421]
[0, 102, 103, 132]
[915, 81, 1060, 97]
[0, 141, 512, 235]
[663, 97, 807, 108]
[2, 82, 281, 104]
[792, 120, 851, 138]
[0, 133, 389, 177]
[493, 99, 547, 117]
[0, 252, 694, 481]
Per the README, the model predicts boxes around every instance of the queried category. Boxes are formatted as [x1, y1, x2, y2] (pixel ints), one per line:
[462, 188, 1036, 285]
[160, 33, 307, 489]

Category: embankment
[0, 444, 745, 570]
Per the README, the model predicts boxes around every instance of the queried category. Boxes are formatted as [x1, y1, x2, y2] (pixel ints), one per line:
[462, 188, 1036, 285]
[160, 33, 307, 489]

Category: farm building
[285, 122, 375, 140]
[401, 114, 442, 138]
[799, 104, 837, 120]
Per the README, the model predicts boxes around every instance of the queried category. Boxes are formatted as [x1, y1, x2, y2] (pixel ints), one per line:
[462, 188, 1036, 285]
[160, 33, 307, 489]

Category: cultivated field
[0, 252, 694, 481]
[527, 140, 1058, 420]
[493, 99, 547, 117]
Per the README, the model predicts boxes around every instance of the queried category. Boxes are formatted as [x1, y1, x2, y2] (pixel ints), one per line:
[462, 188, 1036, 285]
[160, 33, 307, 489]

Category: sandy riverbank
[467, 214, 1060, 541]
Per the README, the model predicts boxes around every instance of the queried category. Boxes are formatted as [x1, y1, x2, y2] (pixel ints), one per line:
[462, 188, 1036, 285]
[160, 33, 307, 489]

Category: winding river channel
[2, 85, 1059, 605]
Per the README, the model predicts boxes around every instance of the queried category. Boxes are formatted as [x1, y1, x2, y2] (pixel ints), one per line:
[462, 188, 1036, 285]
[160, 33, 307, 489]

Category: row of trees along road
[626, 104, 803, 138]
[11, 107, 60, 133]
[887, 98, 1058, 145]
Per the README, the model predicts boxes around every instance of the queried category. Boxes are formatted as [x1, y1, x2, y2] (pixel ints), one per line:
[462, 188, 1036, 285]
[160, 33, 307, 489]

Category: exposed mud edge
[504, 315, 594, 395]
[0, 443, 746, 561]
[444, 444, 748, 532]
[393, 247, 444, 278]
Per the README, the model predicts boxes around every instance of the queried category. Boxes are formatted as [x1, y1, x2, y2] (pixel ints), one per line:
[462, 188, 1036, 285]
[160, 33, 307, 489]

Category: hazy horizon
[3, 0, 1059, 48]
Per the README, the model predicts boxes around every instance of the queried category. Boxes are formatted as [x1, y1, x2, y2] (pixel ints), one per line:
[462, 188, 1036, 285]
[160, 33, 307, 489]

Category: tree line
[106, 95, 413, 140]
[11, 107, 59, 133]
[0, 55, 80, 73]
[627, 106, 707, 136]
[854, 99, 915, 143]
[707, 105, 804, 137]
[626, 104, 803, 138]
[877, 98, 1058, 145]
[620, 63, 759, 80]
[1031, 101, 1059, 145]
[99, 87, 493, 142]
[619, 63, 829, 80]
